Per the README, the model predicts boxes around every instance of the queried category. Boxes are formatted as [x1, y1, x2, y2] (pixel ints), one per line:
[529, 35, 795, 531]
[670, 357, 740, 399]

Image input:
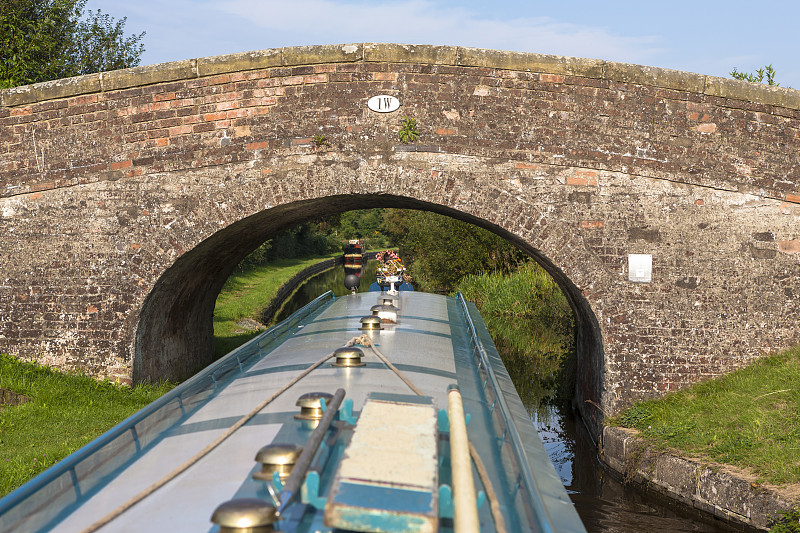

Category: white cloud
[219, 0, 663, 64]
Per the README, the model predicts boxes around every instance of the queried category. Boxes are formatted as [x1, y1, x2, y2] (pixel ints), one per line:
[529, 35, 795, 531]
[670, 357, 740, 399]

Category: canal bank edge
[262, 252, 379, 324]
[260, 256, 341, 325]
[601, 426, 800, 531]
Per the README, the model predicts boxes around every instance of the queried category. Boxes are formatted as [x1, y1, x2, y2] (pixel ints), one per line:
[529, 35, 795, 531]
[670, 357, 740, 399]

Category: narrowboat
[370, 250, 413, 293]
[0, 289, 586, 532]
[343, 240, 367, 277]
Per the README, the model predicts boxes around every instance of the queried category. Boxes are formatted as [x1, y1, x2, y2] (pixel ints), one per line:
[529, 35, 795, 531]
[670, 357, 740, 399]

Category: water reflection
[274, 268, 737, 532]
[273, 260, 379, 323]
[493, 315, 738, 533]
[533, 406, 738, 532]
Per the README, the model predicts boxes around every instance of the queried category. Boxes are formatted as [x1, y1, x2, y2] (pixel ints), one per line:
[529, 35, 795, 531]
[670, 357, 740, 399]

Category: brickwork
[1, 44, 798, 436]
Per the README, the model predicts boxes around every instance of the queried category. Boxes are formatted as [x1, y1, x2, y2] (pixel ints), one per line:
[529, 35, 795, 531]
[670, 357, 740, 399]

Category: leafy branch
[0, 0, 144, 89]
[730, 64, 780, 86]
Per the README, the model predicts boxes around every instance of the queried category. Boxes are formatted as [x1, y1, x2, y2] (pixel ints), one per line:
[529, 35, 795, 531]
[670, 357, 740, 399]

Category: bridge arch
[1, 44, 798, 432]
[132, 192, 605, 429]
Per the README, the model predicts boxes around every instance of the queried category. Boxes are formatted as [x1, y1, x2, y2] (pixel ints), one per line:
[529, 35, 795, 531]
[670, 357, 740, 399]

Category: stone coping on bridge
[2, 43, 800, 111]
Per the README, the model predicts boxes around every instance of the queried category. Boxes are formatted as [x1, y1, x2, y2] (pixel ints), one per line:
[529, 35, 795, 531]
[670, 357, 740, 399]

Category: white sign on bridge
[367, 95, 400, 113]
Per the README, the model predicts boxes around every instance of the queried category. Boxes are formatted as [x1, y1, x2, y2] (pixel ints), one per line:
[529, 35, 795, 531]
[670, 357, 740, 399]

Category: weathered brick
[215, 101, 238, 112]
[540, 73, 564, 84]
[372, 72, 398, 82]
[693, 123, 717, 134]
[203, 112, 227, 122]
[304, 74, 328, 84]
[169, 125, 193, 136]
[225, 109, 248, 119]
[192, 122, 214, 133]
[566, 176, 598, 186]
[778, 240, 800, 253]
[0, 44, 797, 436]
[281, 75, 305, 86]
[109, 160, 133, 170]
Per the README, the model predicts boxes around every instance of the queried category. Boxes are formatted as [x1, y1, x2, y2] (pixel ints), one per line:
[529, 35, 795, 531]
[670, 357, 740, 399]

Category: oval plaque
[367, 95, 400, 113]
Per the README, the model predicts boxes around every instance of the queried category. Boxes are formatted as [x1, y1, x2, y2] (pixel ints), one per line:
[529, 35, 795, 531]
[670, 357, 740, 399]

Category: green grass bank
[613, 345, 800, 486]
[0, 355, 172, 496]
[454, 261, 576, 413]
[213, 252, 340, 356]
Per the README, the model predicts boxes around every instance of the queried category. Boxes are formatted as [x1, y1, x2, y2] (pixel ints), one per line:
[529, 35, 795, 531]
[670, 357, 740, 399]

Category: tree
[730, 64, 780, 86]
[0, 0, 144, 89]
[383, 210, 528, 294]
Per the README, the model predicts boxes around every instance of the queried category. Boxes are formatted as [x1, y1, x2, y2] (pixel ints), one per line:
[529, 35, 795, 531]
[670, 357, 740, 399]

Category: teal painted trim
[436, 408, 471, 433]
[334, 481, 434, 514]
[391, 314, 451, 324]
[243, 361, 457, 381]
[366, 392, 433, 405]
[292, 326, 452, 340]
[339, 398, 357, 424]
[168, 411, 294, 436]
[301, 471, 326, 509]
[306, 314, 449, 325]
[438, 484, 454, 518]
[332, 508, 432, 533]
[437, 408, 449, 433]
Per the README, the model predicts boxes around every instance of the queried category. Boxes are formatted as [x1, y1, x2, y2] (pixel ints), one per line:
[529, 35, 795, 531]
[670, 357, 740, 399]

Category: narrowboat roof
[0, 291, 585, 533]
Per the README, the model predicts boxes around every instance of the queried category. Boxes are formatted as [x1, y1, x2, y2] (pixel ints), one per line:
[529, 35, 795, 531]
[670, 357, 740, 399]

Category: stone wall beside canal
[602, 426, 799, 531]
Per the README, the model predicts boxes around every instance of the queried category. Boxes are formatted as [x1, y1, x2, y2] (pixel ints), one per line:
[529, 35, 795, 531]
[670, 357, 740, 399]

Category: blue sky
[86, 0, 800, 89]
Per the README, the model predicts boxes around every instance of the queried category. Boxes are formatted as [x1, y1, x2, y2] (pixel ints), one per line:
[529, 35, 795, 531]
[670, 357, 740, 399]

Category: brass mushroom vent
[252, 443, 303, 482]
[380, 296, 399, 309]
[370, 304, 397, 323]
[294, 391, 333, 421]
[332, 346, 366, 367]
[211, 498, 276, 533]
[359, 315, 383, 330]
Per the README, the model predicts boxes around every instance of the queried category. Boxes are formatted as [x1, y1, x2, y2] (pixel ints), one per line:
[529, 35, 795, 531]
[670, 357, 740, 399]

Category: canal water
[275, 263, 737, 533]
[272, 260, 380, 323]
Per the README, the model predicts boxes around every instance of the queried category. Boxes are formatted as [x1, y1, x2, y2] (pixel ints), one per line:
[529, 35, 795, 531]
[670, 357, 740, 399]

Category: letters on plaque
[367, 95, 400, 113]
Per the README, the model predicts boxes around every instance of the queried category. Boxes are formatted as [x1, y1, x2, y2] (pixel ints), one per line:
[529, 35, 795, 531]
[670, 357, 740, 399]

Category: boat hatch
[324, 393, 438, 533]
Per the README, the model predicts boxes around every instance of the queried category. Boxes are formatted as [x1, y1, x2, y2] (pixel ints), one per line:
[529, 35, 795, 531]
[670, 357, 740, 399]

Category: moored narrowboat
[343, 240, 367, 277]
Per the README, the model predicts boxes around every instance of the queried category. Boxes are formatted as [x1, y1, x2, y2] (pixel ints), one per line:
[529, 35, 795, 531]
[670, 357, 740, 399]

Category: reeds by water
[456, 261, 576, 415]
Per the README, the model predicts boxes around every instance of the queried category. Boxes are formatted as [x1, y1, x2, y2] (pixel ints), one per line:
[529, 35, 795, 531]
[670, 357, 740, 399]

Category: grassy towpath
[613, 345, 800, 487]
[0, 356, 172, 496]
[613, 346, 800, 531]
[212, 252, 340, 356]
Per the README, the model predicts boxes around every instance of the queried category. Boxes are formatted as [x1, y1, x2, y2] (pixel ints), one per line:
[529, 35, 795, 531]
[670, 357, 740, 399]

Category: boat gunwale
[0, 291, 336, 518]
[456, 292, 585, 533]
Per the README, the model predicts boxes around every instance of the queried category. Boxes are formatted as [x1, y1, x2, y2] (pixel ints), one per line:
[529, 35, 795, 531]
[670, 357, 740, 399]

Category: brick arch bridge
[1, 44, 799, 435]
